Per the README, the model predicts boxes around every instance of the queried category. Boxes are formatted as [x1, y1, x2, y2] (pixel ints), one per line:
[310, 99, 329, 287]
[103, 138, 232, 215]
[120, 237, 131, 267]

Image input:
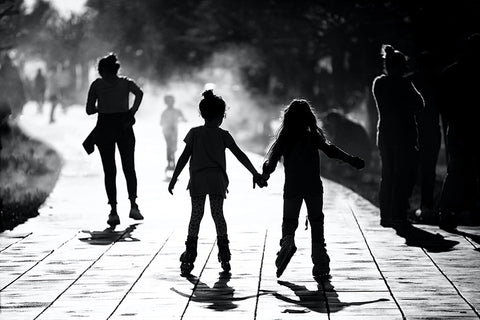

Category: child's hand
[253, 173, 268, 189]
[168, 178, 177, 194]
[261, 172, 270, 181]
[349, 156, 365, 170]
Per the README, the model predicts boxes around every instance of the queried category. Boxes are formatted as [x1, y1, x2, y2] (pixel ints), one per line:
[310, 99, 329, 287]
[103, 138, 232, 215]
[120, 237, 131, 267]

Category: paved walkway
[1, 104, 480, 319]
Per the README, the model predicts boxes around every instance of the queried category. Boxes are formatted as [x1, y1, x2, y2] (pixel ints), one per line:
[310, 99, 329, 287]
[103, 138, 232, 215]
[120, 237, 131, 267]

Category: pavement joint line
[253, 229, 268, 320]
[107, 231, 173, 319]
[347, 203, 406, 320]
[33, 227, 132, 320]
[421, 247, 480, 318]
[462, 235, 478, 249]
[180, 238, 216, 320]
[0, 232, 33, 253]
[0, 231, 79, 292]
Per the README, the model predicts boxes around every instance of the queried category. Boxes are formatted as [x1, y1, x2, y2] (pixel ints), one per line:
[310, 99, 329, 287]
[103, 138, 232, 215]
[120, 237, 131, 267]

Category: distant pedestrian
[168, 89, 267, 276]
[261, 99, 365, 279]
[372, 45, 424, 228]
[410, 52, 442, 220]
[85, 53, 144, 227]
[438, 34, 480, 230]
[33, 68, 46, 114]
[0, 55, 26, 119]
[160, 94, 186, 171]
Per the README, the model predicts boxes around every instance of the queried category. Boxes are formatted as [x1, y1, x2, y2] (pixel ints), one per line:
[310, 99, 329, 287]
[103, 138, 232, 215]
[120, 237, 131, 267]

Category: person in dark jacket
[410, 52, 442, 220]
[372, 45, 424, 227]
[437, 34, 480, 230]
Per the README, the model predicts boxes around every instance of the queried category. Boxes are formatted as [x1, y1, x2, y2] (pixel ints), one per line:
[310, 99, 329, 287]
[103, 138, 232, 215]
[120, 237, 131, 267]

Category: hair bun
[202, 89, 215, 99]
[381, 44, 395, 58]
[106, 53, 118, 63]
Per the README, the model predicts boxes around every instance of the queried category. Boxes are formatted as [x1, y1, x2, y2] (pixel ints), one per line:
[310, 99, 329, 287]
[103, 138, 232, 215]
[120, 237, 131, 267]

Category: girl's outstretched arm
[228, 141, 266, 188]
[318, 139, 365, 169]
[168, 144, 192, 194]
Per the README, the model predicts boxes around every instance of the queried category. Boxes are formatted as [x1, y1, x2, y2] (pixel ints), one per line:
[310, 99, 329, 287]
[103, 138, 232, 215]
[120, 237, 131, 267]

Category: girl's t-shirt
[264, 132, 323, 198]
[87, 76, 141, 114]
[184, 126, 235, 197]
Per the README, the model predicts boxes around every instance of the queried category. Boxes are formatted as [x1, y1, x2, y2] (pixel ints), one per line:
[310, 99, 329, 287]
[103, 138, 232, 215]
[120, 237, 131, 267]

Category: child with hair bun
[168, 89, 267, 276]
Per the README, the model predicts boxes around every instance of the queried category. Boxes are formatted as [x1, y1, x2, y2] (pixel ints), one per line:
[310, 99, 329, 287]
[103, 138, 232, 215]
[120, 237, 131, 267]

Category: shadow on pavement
[274, 278, 389, 314]
[79, 224, 140, 245]
[451, 229, 480, 247]
[171, 272, 261, 311]
[393, 224, 459, 252]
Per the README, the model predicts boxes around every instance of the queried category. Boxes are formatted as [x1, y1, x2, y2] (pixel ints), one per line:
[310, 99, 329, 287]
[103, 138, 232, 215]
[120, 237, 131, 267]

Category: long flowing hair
[266, 99, 326, 159]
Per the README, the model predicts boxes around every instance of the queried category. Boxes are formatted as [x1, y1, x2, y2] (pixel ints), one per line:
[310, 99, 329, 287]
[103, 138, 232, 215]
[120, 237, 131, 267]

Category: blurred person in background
[0, 54, 26, 119]
[33, 68, 47, 114]
[160, 94, 186, 172]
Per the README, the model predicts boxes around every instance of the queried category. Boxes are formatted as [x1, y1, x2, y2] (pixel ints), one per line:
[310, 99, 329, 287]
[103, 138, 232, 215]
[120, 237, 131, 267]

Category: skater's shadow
[171, 272, 261, 311]
[393, 224, 458, 252]
[449, 229, 480, 246]
[79, 224, 140, 245]
[274, 278, 389, 314]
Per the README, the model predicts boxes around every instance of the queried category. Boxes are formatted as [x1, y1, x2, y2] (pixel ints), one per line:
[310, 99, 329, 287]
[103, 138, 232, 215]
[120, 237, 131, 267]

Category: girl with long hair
[262, 99, 364, 278]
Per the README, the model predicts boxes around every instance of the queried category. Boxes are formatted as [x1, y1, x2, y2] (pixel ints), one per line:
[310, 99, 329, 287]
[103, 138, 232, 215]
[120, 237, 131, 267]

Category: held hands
[253, 172, 268, 189]
[168, 177, 177, 194]
[349, 156, 365, 170]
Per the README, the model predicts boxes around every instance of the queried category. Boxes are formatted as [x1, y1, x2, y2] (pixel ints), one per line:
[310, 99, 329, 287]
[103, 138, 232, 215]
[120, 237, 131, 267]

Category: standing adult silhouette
[438, 34, 480, 230]
[86, 53, 144, 227]
[410, 52, 442, 220]
[372, 45, 424, 227]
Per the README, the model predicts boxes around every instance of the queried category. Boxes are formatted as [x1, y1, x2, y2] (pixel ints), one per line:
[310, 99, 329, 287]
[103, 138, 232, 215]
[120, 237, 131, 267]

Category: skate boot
[312, 243, 330, 279]
[217, 235, 231, 272]
[275, 235, 297, 278]
[107, 211, 120, 227]
[180, 236, 198, 276]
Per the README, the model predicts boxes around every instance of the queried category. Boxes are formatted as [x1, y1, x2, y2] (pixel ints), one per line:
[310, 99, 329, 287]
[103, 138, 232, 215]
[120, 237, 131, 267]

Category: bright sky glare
[24, 0, 87, 17]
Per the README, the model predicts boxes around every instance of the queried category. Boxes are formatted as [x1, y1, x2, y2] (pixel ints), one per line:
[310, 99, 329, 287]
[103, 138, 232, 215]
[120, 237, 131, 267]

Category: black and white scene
[1, 0, 480, 319]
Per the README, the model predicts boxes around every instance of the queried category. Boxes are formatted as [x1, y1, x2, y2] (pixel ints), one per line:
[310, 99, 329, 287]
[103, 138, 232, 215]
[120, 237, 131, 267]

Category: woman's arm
[128, 80, 143, 115]
[168, 143, 192, 194]
[86, 84, 97, 115]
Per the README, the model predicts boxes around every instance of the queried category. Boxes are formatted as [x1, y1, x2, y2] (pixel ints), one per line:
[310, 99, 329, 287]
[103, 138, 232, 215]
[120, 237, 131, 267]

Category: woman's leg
[379, 146, 394, 225]
[97, 141, 117, 208]
[117, 128, 137, 205]
[188, 195, 207, 237]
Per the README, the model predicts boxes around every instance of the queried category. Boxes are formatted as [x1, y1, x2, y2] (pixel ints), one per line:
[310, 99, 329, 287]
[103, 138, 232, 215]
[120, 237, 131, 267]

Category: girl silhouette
[168, 90, 266, 276]
[262, 99, 364, 278]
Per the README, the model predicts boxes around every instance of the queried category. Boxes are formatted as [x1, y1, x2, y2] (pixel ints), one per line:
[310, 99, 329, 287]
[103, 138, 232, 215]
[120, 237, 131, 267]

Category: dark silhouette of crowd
[372, 34, 480, 231]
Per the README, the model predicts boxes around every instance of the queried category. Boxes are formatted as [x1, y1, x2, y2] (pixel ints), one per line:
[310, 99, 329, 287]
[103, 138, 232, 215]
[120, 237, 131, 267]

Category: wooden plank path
[1, 104, 480, 319]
